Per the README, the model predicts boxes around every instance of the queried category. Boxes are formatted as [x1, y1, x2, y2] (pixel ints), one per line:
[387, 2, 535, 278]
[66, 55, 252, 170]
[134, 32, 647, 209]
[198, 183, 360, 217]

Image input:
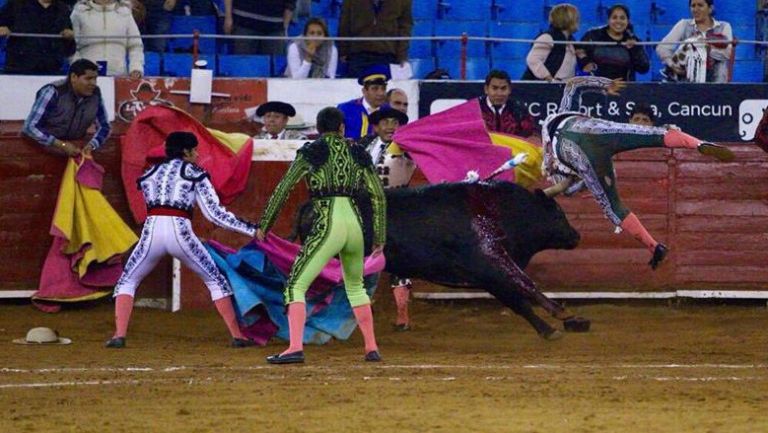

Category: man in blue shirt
[23, 59, 111, 157]
[337, 65, 390, 140]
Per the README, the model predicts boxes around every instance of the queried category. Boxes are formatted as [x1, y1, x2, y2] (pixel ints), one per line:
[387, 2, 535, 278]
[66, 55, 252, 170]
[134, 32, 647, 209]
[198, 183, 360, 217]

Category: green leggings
[557, 117, 667, 226]
[284, 197, 369, 307]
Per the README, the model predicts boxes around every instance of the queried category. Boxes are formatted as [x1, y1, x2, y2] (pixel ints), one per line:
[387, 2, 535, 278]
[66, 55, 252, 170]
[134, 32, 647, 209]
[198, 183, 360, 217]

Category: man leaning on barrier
[23, 59, 112, 158]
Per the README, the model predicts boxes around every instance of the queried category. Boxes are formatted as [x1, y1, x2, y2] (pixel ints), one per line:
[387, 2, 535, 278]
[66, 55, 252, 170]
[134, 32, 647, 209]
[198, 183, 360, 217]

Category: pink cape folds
[256, 233, 386, 291]
[392, 99, 543, 187]
[33, 158, 139, 312]
[121, 106, 254, 223]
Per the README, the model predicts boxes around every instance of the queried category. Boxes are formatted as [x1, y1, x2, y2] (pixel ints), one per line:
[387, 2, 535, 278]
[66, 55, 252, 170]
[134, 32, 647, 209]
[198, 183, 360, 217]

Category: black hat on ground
[369, 105, 408, 125]
[256, 101, 296, 117]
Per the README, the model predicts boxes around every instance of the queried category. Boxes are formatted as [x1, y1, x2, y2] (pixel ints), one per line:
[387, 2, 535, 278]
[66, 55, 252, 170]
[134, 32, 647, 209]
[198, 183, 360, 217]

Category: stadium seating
[144, 52, 162, 76]
[489, 22, 539, 60]
[217, 54, 271, 77]
[410, 20, 434, 58]
[167, 15, 218, 54]
[492, 0, 544, 23]
[163, 53, 216, 76]
[731, 59, 764, 83]
[440, 57, 490, 80]
[413, 0, 438, 20]
[649, 0, 690, 25]
[311, 0, 344, 19]
[410, 57, 436, 79]
[434, 20, 487, 58]
[437, 0, 491, 21]
[272, 55, 287, 77]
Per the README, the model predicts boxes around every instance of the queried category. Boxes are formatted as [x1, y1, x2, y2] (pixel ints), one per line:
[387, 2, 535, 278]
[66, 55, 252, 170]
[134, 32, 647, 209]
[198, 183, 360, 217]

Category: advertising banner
[419, 82, 768, 142]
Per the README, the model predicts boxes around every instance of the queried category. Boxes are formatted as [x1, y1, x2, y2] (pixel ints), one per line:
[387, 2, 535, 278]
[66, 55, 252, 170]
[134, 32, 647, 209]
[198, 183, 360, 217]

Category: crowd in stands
[0, 0, 763, 82]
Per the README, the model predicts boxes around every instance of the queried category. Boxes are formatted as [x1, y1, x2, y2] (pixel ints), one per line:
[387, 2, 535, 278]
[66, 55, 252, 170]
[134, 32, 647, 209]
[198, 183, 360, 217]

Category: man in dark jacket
[339, 0, 412, 78]
[479, 70, 537, 137]
[0, 0, 76, 75]
[224, 0, 295, 55]
[23, 59, 111, 157]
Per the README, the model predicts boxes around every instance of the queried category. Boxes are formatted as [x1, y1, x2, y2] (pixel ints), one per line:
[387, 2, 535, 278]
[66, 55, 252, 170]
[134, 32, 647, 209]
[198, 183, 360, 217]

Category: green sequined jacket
[259, 133, 387, 245]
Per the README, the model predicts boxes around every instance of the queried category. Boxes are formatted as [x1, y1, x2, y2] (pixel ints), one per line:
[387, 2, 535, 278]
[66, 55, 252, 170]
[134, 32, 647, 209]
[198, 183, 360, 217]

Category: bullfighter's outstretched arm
[258, 154, 311, 234]
[362, 165, 387, 245]
[558, 76, 618, 113]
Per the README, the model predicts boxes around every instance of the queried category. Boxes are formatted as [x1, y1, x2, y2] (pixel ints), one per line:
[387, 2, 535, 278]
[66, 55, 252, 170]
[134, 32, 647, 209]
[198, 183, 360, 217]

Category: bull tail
[287, 200, 315, 243]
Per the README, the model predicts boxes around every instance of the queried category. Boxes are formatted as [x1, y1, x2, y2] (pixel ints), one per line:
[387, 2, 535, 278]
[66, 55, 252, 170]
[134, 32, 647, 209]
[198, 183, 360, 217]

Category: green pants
[557, 117, 667, 225]
[284, 197, 370, 307]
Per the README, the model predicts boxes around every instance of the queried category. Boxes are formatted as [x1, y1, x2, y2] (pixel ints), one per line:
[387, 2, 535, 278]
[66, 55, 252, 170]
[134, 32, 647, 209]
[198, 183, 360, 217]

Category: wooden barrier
[1, 124, 766, 308]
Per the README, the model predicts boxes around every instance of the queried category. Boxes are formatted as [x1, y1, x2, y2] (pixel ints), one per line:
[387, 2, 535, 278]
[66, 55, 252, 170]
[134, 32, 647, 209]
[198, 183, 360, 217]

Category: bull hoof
[541, 329, 563, 341]
[563, 317, 591, 332]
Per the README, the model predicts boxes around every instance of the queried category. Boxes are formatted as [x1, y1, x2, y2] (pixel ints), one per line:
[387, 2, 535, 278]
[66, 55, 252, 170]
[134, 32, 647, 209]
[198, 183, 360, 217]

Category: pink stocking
[352, 304, 378, 353]
[281, 302, 306, 355]
[214, 296, 244, 339]
[663, 129, 700, 149]
[620, 213, 659, 252]
[114, 294, 134, 338]
[392, 285, 410, 326]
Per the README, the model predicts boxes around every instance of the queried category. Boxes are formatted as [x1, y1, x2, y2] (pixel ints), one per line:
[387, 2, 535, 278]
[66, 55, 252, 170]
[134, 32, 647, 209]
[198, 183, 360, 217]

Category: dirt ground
[1, 289, 767, 433]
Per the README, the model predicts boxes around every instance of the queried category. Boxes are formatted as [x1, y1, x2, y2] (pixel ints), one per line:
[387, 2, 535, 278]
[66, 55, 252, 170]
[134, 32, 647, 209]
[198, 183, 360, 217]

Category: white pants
[115, 216, 232, 301]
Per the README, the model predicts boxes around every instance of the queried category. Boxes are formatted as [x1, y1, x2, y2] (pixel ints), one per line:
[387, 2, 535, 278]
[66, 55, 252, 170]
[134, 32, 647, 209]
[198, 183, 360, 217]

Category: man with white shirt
[253, 101, 307, 140]
[337, 65, 390, 139]
[479, 70, 536, 137]
[359, 106, 415, 331]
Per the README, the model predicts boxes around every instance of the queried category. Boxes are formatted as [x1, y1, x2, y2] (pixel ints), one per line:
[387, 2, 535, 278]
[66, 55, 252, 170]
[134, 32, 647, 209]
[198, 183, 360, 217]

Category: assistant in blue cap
[337, 64, 391, 140]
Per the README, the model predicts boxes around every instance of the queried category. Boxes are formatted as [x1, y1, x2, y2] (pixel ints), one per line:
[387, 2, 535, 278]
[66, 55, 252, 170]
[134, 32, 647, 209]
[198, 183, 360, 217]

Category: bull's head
[531, 189, 581, 251]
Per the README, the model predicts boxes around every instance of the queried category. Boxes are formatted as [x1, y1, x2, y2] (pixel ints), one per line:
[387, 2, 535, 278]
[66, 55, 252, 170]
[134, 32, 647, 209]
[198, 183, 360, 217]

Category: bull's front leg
[470, 206, 590, 334]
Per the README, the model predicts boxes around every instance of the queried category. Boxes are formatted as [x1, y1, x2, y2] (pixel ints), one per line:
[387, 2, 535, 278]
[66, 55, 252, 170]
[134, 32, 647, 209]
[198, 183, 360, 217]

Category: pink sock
[282, 302, 306, 355]
[392, 285, 410, 326]
[114, 294, 134, 338]
[663, 129, 701, 149]
[352, 304, 378, 353]
[214, 297, 244, 339]
[620, 213, 659, 252]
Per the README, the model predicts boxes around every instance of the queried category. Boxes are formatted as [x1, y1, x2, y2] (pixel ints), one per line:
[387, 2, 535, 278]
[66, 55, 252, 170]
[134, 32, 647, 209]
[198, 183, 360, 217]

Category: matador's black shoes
[105, 337, 125, 348]
[649, 243, 669, 270]
[231, 337, 258, 348]
[365, 350, 382, 362]
[698, 142, 735, 162]
[266, 351, 305, 364]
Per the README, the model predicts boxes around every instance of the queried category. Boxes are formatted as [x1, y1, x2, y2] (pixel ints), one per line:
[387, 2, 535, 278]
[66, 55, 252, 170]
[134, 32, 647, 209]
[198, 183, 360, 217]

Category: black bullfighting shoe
[266, 351, 305, 364]
[231, 337, 257, 348]
[698, 142, 735, 162]
[393, 323, 411, 332]
[649, 243, 669, 270]
[105, 337, 125, 348]
[364, 350, 382, 362]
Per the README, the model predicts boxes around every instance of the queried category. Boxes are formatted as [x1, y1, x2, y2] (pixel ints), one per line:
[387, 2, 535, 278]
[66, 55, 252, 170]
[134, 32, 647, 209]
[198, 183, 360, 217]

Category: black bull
[291, 181, 591, 339]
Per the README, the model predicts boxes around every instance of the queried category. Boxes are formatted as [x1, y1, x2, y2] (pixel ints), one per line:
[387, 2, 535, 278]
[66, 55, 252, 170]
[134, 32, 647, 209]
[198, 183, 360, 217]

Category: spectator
[522, 3, 579, 81]
[628, 103, 655, 126]
[577, 4, 649, 81]
[224, 0, 295, 55]
[386, 88, 408, 114]
[71, 0, 144, 78]
[253, 101, 308, 140]
[656, 0, 732, 83]
[23, 59, 111, 158]
[480, 70, 536, 137]
[0, 0, 76, 75]
[286, 17, 338, 79]
[338, 0, 413, 78]
[139, 0, 174, 52]
[337, 64, 389, 139]
[173, 0, 215, 15]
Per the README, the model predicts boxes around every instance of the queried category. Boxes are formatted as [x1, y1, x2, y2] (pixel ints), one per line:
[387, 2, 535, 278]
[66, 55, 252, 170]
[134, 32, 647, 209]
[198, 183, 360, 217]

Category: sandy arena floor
[1, 290, 767, 433]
